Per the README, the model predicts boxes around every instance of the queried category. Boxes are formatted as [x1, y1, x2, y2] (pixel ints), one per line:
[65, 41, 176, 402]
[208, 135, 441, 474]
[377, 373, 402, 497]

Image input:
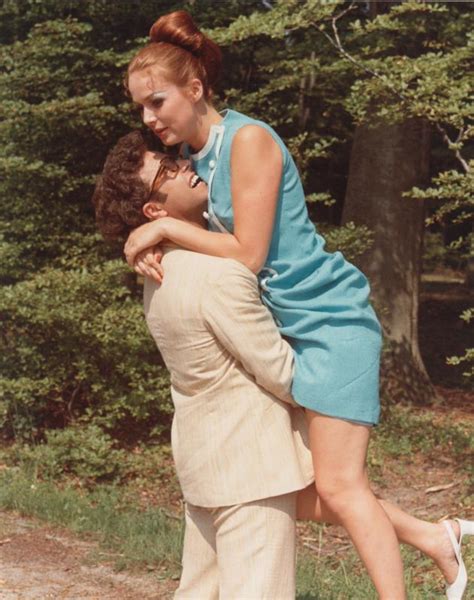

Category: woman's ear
[187, 78, 204, 103]
[143, 202, 168, 220]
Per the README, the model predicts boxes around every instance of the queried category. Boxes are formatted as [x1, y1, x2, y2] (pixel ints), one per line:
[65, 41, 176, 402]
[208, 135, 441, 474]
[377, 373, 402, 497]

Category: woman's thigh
[305, 409, 371, 490]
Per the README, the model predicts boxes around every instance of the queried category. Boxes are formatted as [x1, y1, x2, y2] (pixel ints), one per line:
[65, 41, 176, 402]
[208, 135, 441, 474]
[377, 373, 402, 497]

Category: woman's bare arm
[230, 125, 282, 272]
[124, 125, 283, 274]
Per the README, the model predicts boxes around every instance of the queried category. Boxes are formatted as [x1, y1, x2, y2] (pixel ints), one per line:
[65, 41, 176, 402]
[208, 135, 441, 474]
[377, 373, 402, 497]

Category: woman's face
[128, 68, 198, 147]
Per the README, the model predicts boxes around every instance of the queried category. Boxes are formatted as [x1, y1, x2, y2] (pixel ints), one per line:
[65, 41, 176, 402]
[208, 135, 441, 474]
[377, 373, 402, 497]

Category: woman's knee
[315, 472, 370, 512]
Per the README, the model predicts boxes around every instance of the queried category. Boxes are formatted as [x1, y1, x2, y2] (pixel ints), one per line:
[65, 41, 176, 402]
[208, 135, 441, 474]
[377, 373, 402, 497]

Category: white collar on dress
[190, 109, 230, 161]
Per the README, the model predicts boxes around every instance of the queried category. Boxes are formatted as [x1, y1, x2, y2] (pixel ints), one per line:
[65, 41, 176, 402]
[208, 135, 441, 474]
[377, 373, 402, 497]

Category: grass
[296, 546, 449, 599]
[376, 404, 473, 458]
[0, 470, 184, 574]
[367, 403, 473, 490]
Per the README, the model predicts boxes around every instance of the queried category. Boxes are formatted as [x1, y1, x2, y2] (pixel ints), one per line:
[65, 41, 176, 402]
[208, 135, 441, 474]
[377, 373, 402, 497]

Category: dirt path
[0, 512, 178, 599]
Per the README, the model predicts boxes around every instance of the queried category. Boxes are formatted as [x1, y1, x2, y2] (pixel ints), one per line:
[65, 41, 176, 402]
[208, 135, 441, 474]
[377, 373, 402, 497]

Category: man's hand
[133, 245, 164, 283]
[124, 219, 167, 266]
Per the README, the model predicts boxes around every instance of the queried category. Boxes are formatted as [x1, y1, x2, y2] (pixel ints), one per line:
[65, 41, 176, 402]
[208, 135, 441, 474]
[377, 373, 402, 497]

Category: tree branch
[317, 2, 408, 102]
[435, 124, 470, 173]
[317, 4, 470, 173]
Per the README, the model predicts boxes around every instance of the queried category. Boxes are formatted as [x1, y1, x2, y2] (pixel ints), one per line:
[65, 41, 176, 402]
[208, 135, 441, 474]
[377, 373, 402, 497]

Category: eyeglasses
[147, 156, 180, 200]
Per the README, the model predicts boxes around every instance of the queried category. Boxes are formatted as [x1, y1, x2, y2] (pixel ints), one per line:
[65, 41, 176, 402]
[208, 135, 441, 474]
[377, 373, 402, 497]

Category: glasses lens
[163, 156, 179, 172]
[150, 157, 178, 195]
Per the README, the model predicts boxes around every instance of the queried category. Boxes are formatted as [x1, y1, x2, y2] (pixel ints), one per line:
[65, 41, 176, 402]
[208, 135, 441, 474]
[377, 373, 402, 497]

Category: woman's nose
[142, 106, 156, 127]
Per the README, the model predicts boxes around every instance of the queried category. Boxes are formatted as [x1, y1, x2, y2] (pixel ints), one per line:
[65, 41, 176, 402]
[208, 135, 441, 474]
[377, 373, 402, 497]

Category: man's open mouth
[191, 175, 203, 188]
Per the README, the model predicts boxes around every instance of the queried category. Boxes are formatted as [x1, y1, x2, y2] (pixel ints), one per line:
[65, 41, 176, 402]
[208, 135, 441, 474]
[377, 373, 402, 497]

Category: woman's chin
[159, 131, 181, 147]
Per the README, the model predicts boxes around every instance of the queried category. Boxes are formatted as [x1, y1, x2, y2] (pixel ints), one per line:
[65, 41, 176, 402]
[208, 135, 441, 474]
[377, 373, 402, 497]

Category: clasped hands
[124, 218, 169, 284]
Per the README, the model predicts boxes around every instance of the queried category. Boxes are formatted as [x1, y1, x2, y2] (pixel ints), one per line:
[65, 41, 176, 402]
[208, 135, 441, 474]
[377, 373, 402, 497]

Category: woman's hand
[124, 219, 168, 267]
[133, 246, 164, 283]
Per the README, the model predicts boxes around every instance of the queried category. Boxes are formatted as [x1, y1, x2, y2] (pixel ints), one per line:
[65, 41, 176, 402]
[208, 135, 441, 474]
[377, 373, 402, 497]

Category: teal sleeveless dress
[186, 109, 382, 425]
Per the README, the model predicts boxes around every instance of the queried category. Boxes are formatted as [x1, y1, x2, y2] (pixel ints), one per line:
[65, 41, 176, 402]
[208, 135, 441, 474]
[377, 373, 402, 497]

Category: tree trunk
[342, 118, 438, 404]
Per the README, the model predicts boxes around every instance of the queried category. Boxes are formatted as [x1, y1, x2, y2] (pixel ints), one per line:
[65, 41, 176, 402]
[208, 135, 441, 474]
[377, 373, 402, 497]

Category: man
[93, 131, 314, 599]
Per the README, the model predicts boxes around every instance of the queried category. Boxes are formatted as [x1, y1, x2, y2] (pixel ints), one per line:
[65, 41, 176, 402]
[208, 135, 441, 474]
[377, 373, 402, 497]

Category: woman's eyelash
[131, 97, 163, 114]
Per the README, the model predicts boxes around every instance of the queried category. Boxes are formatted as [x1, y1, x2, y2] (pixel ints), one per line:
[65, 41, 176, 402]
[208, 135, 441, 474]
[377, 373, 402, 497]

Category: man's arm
[202, 260, 296, 405]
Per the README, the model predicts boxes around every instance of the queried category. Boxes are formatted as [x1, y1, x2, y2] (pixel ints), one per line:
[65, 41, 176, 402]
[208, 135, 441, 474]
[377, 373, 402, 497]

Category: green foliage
[210, 0, 336, 44]
[422, 232, 470, 272]
[0, 20, 119, 104]
[16, 424, 127, 482]
[406, 167, 474, 228]
[407, 166, 473, 381]
[344, 4, 473, 127]
[0, 5, 175, 444]
[459, 307, 474, 324]
[0, 17, 138, 284]
[0, 0, 184, 48]
[319, 222, 374, 263]
[373, 404, 472, 460]
[446, 347, 474, 380]
[445, 298, 474, 381]
[0, 261, 172, 441]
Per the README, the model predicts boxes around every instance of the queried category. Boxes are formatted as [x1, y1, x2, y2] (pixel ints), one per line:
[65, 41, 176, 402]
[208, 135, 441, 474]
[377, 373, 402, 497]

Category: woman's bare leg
[305, 410, 406, 600]
[297, 484, 461, 583]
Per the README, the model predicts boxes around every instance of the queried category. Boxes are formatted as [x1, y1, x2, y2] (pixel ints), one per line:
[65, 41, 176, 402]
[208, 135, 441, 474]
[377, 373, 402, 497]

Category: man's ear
[142, 202, 168, 220]
[187, 78, 204, 103]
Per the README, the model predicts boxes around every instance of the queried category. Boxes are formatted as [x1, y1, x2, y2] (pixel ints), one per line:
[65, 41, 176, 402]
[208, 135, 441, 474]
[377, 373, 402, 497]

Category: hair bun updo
[148, 10, 222, 98]
[150, 10, 204, 57]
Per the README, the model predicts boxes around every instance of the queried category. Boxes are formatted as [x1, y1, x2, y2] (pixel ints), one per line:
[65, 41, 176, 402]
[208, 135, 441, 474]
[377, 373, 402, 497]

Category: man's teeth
[191, 175, 202, 188]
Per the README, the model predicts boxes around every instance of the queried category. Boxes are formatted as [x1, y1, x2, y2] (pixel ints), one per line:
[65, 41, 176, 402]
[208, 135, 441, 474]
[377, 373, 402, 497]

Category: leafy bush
[0, 260, 172, 442]
[319, 221, 374, 263]
[16, 424, 127, 482]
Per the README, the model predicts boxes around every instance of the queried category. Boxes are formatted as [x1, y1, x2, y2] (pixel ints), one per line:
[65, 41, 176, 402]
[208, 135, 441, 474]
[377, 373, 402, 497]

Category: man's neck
[167, 211, 206, 230]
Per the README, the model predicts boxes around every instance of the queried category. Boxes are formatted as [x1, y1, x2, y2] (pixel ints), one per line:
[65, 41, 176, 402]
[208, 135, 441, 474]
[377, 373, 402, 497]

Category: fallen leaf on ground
[425, 482, 458, 494]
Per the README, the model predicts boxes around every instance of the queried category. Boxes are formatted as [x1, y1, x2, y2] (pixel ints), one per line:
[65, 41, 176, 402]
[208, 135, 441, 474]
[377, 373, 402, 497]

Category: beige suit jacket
[144, 248, 313, 508]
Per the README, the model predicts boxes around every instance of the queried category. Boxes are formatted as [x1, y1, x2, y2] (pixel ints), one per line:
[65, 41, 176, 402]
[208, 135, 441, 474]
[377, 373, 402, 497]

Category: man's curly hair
[92, 130, 162, 239]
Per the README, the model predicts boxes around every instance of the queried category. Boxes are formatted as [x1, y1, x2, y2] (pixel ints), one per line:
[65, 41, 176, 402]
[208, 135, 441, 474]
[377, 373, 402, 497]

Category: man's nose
[178, 159, 192, 172]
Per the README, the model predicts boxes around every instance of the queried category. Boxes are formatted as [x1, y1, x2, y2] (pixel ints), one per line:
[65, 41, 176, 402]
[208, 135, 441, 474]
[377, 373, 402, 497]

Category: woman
[123, 10, 472, 599]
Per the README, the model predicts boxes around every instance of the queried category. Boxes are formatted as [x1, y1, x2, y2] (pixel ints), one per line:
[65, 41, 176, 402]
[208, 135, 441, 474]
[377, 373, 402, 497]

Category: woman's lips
[155, 127, 168, 137]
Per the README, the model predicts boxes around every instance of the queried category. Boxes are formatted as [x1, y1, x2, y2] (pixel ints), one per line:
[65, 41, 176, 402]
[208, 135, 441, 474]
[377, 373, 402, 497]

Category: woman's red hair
[127, 11, 222, 100]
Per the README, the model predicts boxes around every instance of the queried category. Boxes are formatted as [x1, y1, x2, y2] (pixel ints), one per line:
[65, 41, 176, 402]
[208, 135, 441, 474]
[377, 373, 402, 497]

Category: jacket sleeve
[202, 260, 296, 405]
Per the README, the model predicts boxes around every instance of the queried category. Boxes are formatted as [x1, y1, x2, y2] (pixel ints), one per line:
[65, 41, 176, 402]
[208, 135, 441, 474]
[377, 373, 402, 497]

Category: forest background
[0, 1, 472, 597]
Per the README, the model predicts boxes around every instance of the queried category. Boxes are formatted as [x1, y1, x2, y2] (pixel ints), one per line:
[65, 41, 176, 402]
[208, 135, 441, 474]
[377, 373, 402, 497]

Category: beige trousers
[174, 491, 297, 600]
